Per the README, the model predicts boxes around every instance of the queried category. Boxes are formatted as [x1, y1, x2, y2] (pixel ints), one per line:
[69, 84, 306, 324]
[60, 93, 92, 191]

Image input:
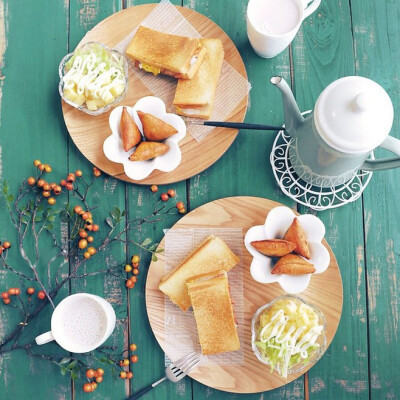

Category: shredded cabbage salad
[254, 298, 323, 378]
[62, 43, 126, 111]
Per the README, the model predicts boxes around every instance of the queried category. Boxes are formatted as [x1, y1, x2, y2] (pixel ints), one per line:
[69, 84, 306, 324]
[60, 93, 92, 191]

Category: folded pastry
[251, 239, 296, 257]
[173, 38, 224, 119]
[137, 111, 178, 141]
[128, 141, 169, 161]
[271, 254, 315, 275]
[159, 235, 239, 311]
[126, 26, 207, 80]
[284, 218, 311, 259]
[120, 107, 141, 151]
[186, 270, 240, 355]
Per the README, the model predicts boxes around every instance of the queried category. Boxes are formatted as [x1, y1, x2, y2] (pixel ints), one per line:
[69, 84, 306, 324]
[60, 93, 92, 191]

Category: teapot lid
[314, 76, 394, 154]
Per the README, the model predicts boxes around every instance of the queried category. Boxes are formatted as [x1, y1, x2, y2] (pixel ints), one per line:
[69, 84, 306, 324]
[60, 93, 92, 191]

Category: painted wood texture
[0, 1, 398, 400]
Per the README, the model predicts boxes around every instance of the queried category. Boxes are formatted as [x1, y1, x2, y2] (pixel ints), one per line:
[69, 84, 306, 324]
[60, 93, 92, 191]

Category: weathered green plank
[292, 1, 369, 399]
[0, 0, 71, 399]
[67, 1, 127, 399]
[351, 0, 400, 398]
[185, 1, 301, 399]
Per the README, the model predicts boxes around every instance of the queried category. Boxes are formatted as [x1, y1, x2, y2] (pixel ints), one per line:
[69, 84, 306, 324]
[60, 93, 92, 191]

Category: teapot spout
[271, 76, 304, 136]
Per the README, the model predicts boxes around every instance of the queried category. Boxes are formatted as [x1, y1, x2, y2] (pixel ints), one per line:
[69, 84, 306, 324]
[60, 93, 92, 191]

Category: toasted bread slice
[173, 38, 224, 119]
[159, 235, 239, 311]
[186, 270, 240, 355]
[126, 26, 207, 79]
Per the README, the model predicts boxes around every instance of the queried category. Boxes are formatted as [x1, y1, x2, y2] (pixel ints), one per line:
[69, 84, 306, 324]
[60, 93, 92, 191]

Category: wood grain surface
[146, 197, 343, 393]
[62, 4, 248, 185]
[0, 0, 399, 399]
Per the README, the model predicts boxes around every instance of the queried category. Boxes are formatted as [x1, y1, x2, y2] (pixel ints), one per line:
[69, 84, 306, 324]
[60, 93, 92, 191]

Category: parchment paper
[163, 228, 244, 366]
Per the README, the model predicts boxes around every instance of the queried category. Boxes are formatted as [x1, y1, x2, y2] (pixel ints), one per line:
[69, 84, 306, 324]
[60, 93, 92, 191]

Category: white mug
[35, 293, 116, 353]
[246, 0, 321, 58]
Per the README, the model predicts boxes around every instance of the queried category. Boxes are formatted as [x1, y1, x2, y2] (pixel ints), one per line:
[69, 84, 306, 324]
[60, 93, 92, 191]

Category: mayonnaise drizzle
[63, 51, 125, 103]
[259, 305, 323, 359]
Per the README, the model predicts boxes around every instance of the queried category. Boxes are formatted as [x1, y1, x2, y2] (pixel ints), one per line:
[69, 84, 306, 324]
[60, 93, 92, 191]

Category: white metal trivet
[270, 129, 373, 211]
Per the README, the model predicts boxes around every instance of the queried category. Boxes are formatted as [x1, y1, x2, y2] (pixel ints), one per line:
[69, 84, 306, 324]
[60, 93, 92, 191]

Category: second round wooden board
[61, 4, 248, 185]
[146, 196, 343, 393]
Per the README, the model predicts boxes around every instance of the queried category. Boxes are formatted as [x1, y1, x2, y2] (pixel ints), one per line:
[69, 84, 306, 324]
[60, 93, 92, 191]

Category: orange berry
[33, 160, 41, 167]
[130, 355, 138, 363]
[27, 287, 35, 295]
[74, 205, 83, 214]
[79, 230, 88, 238]
[81, 212, 89, 220]
[3, 241, 11, 249]
[131, 255, 140, 264]
[167, 189, 176, 198]
[86, 369, 96, 379]
[1, 292, 9, 299]
[53, 185, 62, 195]
[67, 173, 75, 182]
[126, 371, 133, 379]
[122, 359, 129, 366]
[43, 183, 51, 191]
[27, 177, 36, 185]
[60, 179, 67, 187]
[129, 343, 137, 352]
[125, 280, 134, 288]
[176, 202, 185, 210]
[83, 252, 91, 259]
[91, 382, 97, 390]
[150, 185, 158, 193]
[48, 197, 56, 205]
[14, 288, 21, 295]
[49, 183, 56, 190]
[160, 193, 169, 202]
[179, 208, 186, 214]
[38, 290, 46, 300]
[42, 191, 51, 198]
[93, 167, 101, 177]
[37, 179, 45, 187]
[96, 368, 104, 376]
[65, 183, 74, 191]
[132, 262, 139, 268]
[8, 288, 16, 295]
[44, 165, 52, 173]
[92, 224, 99, 232]
[75, 170, 83, 177]
[87, 247, 96, 256]
[3, 298, 11, 305]
[133, 269, 139, 276]
[38, 164, 45, 171]
[95, 376, 103, 383]
[125, 264, 132, 273]
[83, 383, 93, 393]
[87, 236, 94, 243]
[79, 239, 88, 249]
[119, 371, 127, 379]
[130, 276, 137, 283]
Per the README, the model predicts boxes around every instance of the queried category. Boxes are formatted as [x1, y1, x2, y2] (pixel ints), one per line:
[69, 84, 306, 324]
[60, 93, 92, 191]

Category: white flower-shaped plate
[244, 206, 330, 294]
[103, 96, 186, 181]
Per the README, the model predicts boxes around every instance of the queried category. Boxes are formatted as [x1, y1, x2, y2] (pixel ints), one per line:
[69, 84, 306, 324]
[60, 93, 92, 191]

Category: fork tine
[174, 352, 198, 369]
[183, 358, 201, 373]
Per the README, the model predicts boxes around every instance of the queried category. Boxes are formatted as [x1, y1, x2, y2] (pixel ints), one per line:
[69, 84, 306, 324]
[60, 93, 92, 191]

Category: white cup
[35, 293, 116, 353]
[246, 0, 321, 58]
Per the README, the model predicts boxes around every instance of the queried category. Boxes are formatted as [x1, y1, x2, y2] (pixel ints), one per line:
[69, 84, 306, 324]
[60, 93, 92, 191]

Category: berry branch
[0, 161, 186, 394]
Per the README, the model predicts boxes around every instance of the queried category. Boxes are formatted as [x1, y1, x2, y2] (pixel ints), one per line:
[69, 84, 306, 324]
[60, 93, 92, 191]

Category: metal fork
[128, 352, 201, 400]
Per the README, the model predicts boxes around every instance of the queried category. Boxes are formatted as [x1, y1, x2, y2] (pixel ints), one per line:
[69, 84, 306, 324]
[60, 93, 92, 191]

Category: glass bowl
[58, 42, 128, 116]
[251, 295, 327, 377]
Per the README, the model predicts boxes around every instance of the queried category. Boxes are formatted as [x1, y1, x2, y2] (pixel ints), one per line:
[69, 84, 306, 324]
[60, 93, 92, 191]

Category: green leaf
[47, 215, 56, 222]
[110, 210, 119, 221]
[70, 370, 79, 380]
[155, 248, 164, 253]
[114, 206, 121, 218]
[121, 210, 126, 217]
[60, 367, 68, 376]
[141, 238, 152, 246]
[22, 216, 30, 224]
[3, 180, 8, 195]
[44, 223, 54, 231]
[7, 194, 14, 203]
[37, 204, 44, 212]
[67, 360, 78, 370]
[106, 217, 114, 228]
[60, 357, 72, 365]
[34, 216, 42, 222]
[148, 243, 158, 251]
[151, 254, 158, 262]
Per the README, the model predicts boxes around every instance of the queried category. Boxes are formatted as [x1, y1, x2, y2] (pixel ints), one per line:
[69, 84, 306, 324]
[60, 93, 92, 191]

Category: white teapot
[271, 76, 400, 187]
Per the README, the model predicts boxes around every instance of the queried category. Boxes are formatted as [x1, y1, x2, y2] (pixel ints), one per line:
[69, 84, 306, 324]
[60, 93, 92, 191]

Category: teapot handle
[302, 0, 321, 19]
[361, 136, 400, 171]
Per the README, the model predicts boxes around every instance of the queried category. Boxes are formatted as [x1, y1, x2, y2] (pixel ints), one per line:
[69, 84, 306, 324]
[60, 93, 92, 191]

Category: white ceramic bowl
[103, 96, 186, 180]
[244, 206, 330, 294]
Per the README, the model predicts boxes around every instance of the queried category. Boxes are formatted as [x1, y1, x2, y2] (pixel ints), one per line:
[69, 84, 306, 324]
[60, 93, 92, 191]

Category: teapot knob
[353, 93, 370, 112]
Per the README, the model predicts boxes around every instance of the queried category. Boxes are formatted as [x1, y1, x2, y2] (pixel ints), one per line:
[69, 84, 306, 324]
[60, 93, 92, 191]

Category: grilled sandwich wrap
[173, 38, 224, 119]
[186, 270, 240, 355]
[126, 26, 207, 79]
[158, 235, 239, 311]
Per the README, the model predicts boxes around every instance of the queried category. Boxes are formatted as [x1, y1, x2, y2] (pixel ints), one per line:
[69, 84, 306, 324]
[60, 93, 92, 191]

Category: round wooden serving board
[62, 4, 248, 185]
[146, 196, 343, 393]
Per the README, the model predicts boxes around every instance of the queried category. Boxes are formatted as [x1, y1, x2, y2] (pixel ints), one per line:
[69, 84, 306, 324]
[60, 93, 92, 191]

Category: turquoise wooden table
[0, 0, 399, 399]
